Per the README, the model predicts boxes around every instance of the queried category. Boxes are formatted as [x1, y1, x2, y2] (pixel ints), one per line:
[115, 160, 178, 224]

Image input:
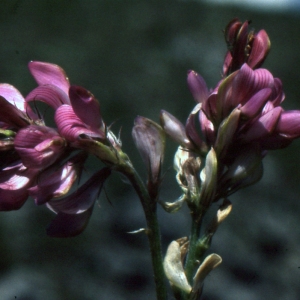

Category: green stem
[117, 161, 168, 300]
[184, 215, 202, 285]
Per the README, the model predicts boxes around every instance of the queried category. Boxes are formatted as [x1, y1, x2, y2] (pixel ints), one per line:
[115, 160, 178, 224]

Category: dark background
[1, 1, 300, 299]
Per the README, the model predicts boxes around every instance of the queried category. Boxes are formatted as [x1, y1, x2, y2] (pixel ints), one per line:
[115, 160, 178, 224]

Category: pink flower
[46, 167, 111, 237]
[223, 19, 270, 76]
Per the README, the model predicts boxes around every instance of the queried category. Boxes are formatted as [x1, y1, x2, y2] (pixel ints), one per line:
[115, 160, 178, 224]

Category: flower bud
[132, 116, 165, 197]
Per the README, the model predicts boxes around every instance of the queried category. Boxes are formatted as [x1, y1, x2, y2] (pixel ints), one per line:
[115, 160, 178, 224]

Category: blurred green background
[1, 1, 300, 299]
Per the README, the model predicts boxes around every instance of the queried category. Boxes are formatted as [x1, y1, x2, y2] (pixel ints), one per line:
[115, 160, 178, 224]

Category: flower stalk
[115, 158, 168, 300]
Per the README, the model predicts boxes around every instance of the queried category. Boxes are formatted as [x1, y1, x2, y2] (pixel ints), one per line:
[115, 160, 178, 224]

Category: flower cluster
[160, 19, 300, 297]
[0, 62, 119, 237]
[161, 19, 300, 208]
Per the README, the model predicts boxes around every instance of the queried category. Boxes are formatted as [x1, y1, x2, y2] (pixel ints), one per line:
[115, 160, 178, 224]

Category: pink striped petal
[14, 125, 66, 169]
[55, 105, 105, 142]
[26, 85, 70, 109]
[231, 64, 273, 108]
[276, 110, 300, 138]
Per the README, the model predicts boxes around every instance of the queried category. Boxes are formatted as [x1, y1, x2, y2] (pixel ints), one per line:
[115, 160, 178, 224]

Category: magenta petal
[46, 206, 93, 238]
[253, 68, 274, 90]
[247, 30, 270, 69]
[26, 85, 70, 109]
[55, 105, 105, 142]
[199, 110, 215, 145]
[222, 51, 232, 75]
[160, 110, 191, 147]
[0, 83, 27, 111]
[0, 164, 37, 211]
[185, 104, 205, 150]
[28, 61, 70, 95]
[14, 125, 66, 169]
[69, 86, 102, 129]
[0, 84, 37, 120]
[29, 164, 76, 205]
[202, 93, 218, 122]
[243, 106, 282, 142]
[216, 71, 237, 120]
[276, 110, 300, 138]
[187, 70, 209, 103]
[29, 152, 87, 205]
[0, 189, 29, 211]
[0, 96, 29, 128]
[240, 88, 272, 119]
[231, 64, 273, 108]
[0, 162, 36, 190]
[271, 78, 285, 106]
[47, 168, 111, 214]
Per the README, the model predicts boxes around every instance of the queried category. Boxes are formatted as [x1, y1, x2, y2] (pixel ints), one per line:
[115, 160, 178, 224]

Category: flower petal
[47, 167, 111, 214]
[231, 64, 273, 108]
[0, 84, 37, 120]
[28, 61, 70, 95]
[55, 105, 105, 142]
[160, 110, 191, 148]
[242, 106, 282, 142]
[0, 96, 30, 128]
[29, 152, 87, 205]
[199, 109, 215, 146]
[0, 189, 29, 211]
[0, 83, 27, 111]
[187, 70, 209, 103]
[14, 125, 66, 169]
[185, 104, 206, 151]
[240, 88, 272, 119]
[276, 110, 300, 138]
[69, 86, 102, 130]
[46, 206, 93, 238]
[247, 30, 270, 69]
[0, 163, 37, 211]
[26, 85, 70, 109]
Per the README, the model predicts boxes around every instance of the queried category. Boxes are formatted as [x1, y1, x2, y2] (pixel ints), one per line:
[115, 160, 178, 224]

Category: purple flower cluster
[161, 19, 300, 203]
[0, 62, 114, 237]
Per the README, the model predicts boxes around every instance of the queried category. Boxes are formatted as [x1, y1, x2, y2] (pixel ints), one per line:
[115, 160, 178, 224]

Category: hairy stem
[184, 215, 202, 285]
[116, 160, 168, 300]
